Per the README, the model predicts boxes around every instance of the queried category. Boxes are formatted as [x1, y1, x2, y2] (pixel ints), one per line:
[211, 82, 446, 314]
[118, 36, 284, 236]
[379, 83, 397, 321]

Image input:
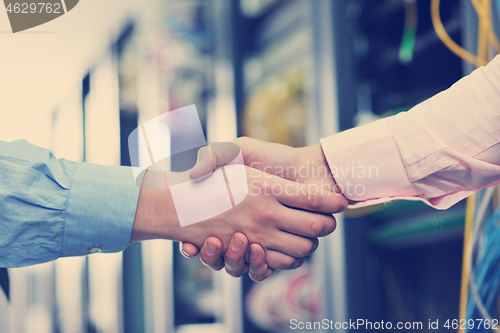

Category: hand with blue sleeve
[0, 139, 343, 276]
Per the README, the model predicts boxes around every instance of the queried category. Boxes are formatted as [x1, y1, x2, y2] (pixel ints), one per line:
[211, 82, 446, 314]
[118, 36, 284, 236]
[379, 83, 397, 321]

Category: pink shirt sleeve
[320, 55, 500, 210]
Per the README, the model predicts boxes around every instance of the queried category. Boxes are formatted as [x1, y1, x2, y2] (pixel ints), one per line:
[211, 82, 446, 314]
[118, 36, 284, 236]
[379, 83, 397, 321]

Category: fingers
[224, 233, 250, 277]
[180, 242, 199, 258]
[248, 243, 275, 282]
[276, 208, 337, 238]
[189, 142, 241, 180]
[266, 232, 319, 258]
[270, 177, 348, 214]
[264, 250, 304, 270]
[188, 233, 279, 283]
[199, 237, 225, 271]
[189, 234, 274, 282]
[186, 232, 307, 281]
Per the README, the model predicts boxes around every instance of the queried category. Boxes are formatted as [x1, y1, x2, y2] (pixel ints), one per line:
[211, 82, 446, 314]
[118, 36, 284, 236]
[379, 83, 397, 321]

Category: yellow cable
[477, 0, 490, 63]
[477, 21, 488, 63]
[431, 0, 488, 67]
[472, 0, 500, 54]
[454, 1, 496, 328]
[458, 194, 476, 333]
[486, 0, 495, 60]
[486, 0, 500, 57]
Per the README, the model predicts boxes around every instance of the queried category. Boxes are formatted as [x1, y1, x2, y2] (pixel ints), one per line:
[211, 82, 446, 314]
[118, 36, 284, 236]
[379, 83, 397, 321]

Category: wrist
[299, 143, 335, 181]
[131, 171, 181, 243]
[299, 142, 346, 197]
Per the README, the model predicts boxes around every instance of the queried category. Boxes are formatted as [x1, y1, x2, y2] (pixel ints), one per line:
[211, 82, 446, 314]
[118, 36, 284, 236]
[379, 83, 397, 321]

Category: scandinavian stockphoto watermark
[247, 161, 379, 198]
[128, 105, 249, 228]
[3, 0, 79, 33]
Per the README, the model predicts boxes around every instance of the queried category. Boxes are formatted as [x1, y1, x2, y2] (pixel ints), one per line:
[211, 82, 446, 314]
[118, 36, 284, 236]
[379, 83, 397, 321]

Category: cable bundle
[431, 1, 500, 328]
[466, 188, 500, 331]
[431, 0, 500, 67]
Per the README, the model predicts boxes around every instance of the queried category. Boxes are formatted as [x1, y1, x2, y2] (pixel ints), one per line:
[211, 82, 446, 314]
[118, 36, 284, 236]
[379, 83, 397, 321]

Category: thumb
[189, 142, 241, 181]
[189, 145, 218, 181]
[180, 242, 200, 258]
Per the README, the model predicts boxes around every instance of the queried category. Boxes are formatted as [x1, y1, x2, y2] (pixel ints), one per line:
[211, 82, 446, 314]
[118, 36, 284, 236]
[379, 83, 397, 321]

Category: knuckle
[307, 220, 324, 237]
[306, 192, 322, 209]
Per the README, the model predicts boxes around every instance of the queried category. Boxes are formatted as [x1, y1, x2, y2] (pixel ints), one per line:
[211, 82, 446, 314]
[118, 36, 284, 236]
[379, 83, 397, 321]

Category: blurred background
[0, 0, 499, 332]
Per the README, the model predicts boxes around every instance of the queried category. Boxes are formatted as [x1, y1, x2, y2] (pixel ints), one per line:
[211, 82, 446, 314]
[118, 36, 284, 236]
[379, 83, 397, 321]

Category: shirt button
[91, 246, 102, 254]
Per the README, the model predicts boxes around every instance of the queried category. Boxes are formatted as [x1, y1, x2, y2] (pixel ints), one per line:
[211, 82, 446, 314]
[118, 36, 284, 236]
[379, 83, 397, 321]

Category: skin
[180, 137, 344, 281]
[131, 161, 345, 275]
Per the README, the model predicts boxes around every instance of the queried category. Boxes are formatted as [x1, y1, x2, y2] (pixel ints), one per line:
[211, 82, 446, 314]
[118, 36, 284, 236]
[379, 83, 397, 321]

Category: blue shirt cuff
[62, 163, 140, 257]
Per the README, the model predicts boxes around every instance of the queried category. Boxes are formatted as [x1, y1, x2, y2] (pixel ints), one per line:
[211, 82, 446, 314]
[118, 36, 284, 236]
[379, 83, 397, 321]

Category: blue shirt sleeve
[0, 139, 141, 268]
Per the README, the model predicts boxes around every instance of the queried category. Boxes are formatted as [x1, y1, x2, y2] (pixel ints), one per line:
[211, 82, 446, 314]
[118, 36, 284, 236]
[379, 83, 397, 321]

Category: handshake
[132, 137, 348, 282]
[182, 137, 347, 281]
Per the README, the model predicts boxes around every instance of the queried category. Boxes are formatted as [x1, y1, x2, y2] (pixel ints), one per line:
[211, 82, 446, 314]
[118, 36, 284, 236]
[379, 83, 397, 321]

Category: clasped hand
[179, 137, 347, 281]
